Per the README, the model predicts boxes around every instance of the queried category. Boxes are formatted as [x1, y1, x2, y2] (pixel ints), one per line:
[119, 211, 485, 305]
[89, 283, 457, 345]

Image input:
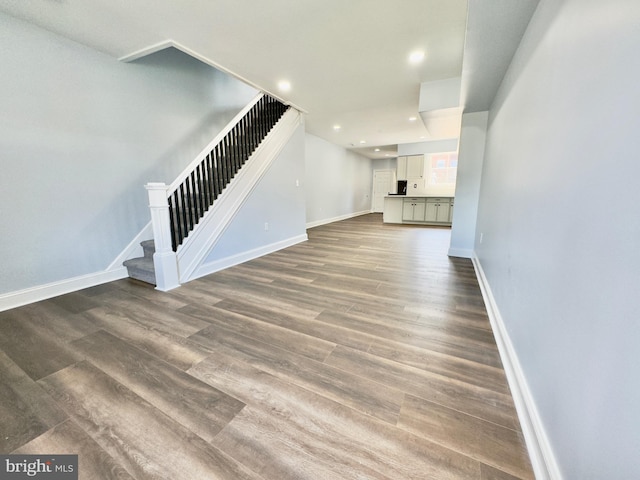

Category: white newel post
[145, 183, 181, 291]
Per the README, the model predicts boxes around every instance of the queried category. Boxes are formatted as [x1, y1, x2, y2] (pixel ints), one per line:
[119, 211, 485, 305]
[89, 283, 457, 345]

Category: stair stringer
[176, 107, 302, 284]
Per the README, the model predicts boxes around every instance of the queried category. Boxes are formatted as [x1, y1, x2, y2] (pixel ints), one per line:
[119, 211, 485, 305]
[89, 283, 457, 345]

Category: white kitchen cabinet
[406, 154, 424, 178]
[424, 198, 450, 223]
[383, 195, 454, 226]
[396, 155, 424, 180]
[402, 198, 426, 221]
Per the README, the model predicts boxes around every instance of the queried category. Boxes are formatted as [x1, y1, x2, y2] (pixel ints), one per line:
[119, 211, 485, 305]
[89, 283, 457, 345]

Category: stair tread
[123, 256, 154, 271]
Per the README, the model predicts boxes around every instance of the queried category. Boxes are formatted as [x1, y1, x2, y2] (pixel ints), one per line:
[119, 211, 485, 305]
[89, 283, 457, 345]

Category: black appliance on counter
[396, 180, 407, 195]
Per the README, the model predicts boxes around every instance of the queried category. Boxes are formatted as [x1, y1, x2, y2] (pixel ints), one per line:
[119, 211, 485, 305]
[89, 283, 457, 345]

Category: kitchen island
[383, 195, 454, 226]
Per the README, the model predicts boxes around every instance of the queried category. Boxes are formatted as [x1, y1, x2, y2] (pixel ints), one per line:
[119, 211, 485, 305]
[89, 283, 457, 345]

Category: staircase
[122, 93, 294, 288]
[123, 240, 155, 285]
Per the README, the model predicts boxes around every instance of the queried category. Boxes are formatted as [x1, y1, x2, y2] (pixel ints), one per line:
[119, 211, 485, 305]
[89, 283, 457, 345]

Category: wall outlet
[264, 222, 269, 231]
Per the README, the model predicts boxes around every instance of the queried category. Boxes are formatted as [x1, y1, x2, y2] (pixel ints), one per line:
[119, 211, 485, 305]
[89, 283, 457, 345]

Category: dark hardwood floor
[0, 214, 534, 479]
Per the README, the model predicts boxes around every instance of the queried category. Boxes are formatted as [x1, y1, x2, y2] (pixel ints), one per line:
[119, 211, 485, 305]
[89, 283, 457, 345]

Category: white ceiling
[0, 0, 539, 159]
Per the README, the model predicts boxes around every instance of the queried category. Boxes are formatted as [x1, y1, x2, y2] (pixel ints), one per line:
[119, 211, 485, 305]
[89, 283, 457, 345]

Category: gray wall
[0, 12, 256, 295]
[305, 134, 373, 226]
[448, 111, 488, 258]
[475, 0, 640, 477]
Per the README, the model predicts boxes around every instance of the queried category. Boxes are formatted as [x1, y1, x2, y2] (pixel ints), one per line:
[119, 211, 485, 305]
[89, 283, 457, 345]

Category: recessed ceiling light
[409, 116, 417, 122]
[359, 140, 366, 144]
[333, 125, 341, 131]
[409, 50, 425, 64]
[277, 80, 291, 92]
[374, 148, 380, 152]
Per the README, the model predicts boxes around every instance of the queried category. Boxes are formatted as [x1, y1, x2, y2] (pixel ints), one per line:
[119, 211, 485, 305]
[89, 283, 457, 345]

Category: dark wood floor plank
[47, 291, 101, 313]
[343, 300, 497, 346]
[71, 330, 245, 443]
[325, 344, 521, 430]
[206, 297, 374, 351]
[404, 302, 494, 331]
[189, 326, 402, 424]
[317, 308, 504, 368]
[145, 277, 226, 308]
[0, 312, 81, 380]
[398, 394, 533, 479]
[2, 301, 102, 342]
[189, 351, 482, 480]
[270, 275, 382, 313]
[0, 351, 68, 452]
[366, 338, 512, 395]
[183, 304, 336, 363]
[271, 275, 408, 316]
[13, 420, 135, 480]
[101, 278, 191, 311]
[38, 361, 264, 480]
[190, 273, 324, 320]
[89, 288, 211, 337]
[81, 306, 214, 371]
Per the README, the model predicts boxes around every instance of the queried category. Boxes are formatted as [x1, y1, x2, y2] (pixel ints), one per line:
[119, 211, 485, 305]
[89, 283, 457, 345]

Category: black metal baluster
[214, 144, 223, 195]
[239, 116, 248, 164]
[179, 184, 188, 241]
[201, 156, 209, 211]
[172, 191, 183, 248]
[195, 163, 204, 218]
[168, 196, 177, 251]
[189, 171, 200, 223]
[224, 134, 232, 187]
[204, 153, 213, 207]
[185, 177, 195, 232]
[227, 128, 236, 181]
[234, 124, 241, 173]
[211, 148, 220, 199]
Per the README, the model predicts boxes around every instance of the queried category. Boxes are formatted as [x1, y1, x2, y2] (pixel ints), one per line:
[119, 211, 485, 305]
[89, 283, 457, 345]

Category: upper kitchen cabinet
[396, 155, 424, 180]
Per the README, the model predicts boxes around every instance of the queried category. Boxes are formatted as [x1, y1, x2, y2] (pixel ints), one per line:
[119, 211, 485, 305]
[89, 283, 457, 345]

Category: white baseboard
[191, 234, 308, 280]
[306, 210, 372, 229]
[447, 247, 474, 258]
[472, 254, 562, 480]
[0, 268, 129, 313]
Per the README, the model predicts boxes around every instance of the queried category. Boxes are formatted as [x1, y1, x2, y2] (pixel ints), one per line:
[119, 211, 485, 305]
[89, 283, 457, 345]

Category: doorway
[371, 169, 395, 213]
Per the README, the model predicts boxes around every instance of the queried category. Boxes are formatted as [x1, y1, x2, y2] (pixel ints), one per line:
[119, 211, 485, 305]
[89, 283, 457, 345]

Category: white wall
[202, 124, 307, 264]
[397, 139, 458, 156]
[448, 111, 488, 258]
[475, 0, 640, 477]
[305, 134, 373, 227]
[371, 158, 396, 171]
[0, 12, 256, 296]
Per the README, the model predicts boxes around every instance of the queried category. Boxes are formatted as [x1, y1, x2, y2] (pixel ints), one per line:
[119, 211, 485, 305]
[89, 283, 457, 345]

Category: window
[427, 152, 458, 185]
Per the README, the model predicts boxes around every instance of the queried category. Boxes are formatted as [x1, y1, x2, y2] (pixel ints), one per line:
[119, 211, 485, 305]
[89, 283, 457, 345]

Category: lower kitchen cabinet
[425, 198, 451, 223]
[402, 198, 426, 221]
[384, 196, 454, 226]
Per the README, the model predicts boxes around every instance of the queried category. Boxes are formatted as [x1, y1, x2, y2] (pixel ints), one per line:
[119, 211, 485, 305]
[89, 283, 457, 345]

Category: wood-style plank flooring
[0, 214, 534, 479]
